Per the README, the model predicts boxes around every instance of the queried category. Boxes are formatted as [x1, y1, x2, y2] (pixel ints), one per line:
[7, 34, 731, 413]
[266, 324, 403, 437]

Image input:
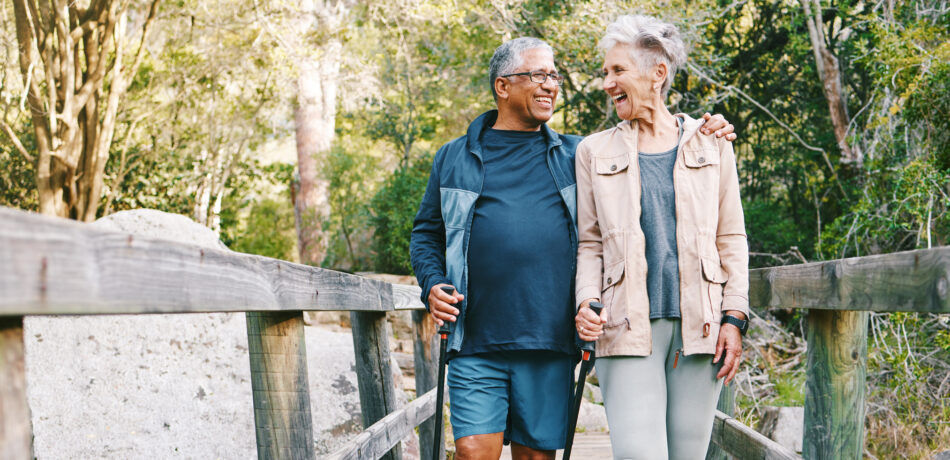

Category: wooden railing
[0, 207, 437, 460]
[1, 206, 946, 460]
[708, 245, 950, 460]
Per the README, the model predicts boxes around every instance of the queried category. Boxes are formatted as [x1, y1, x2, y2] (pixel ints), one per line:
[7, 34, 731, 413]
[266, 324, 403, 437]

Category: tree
[801, 0, 860, 165]
[10, 0, 159, 221]
[288, 0, 354, 266]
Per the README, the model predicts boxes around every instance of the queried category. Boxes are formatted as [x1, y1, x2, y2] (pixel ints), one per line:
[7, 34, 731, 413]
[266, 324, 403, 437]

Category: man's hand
[575, 298, 607, 342]
[429, 283, 463, 327]
[701, 113, 737, 142]
[714, 311, 745, 385]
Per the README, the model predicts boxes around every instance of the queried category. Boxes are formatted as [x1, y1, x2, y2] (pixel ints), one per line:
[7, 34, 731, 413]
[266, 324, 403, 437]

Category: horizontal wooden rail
[326, 388, 437, 460]
[0, 207, 424, 315]
[749, 247, 950, 313]
[710, 410, 802, 460]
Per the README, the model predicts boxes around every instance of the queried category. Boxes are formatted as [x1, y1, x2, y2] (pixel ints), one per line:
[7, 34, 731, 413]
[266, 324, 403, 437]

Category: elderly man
[410, 37, 735, 460]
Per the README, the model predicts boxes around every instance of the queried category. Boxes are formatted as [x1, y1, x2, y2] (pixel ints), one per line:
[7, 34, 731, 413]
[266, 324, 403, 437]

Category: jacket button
[698, 156, 705, 164]
[610, 164, 617, 171]
[606, 277, 612, 284]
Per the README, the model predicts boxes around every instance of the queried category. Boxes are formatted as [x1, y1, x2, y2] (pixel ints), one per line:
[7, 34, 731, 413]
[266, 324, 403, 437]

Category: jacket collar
[466, 110, 562, 157]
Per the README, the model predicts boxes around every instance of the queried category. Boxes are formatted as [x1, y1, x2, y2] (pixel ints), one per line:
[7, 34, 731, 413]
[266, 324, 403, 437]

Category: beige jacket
[575, 113, 749, 357]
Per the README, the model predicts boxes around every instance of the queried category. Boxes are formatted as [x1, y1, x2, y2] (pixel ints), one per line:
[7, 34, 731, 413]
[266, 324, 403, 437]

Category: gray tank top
[638, 119, 683, 319]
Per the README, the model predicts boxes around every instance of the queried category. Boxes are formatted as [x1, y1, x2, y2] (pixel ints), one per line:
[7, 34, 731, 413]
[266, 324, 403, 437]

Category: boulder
[584, 382, 603, 404]
[90, 208, 228, 250]
[576, 400, 609, 433]
[757, 406, 804, 453]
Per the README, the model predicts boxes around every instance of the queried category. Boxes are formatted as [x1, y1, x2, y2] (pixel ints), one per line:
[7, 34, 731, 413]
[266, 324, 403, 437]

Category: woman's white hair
[599, 15, 687, 97]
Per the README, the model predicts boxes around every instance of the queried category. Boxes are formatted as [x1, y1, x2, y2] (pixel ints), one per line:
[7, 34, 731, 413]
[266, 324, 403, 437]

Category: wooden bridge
[0, 206, 947, 459]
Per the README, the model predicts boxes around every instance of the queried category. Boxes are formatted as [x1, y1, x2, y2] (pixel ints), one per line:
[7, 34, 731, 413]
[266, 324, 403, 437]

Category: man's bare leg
[511, 442, 555, 460]
[455, 432, 504, 460]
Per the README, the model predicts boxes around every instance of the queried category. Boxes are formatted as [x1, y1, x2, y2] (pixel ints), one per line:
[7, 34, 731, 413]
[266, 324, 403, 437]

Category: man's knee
[455, 432, 504, 460]
[509, 441, 555, 460]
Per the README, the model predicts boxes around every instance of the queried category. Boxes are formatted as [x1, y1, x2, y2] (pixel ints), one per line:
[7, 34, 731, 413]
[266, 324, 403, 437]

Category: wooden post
[0, 317, 31, 460]
[412, 310, 444, 460]
[803, 310, 868, 460]
[246, 312, 315, 460]
[706, 382, 736, 460]
[351, 311, 402, 460]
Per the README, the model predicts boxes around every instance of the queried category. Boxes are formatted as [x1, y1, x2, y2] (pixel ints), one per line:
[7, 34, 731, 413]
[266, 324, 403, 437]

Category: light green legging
[595, 318, 723, 460]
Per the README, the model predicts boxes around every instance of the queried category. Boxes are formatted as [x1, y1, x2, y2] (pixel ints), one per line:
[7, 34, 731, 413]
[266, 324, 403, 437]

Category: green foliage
[820, 158, 950, 257]
[772, 372, 806, 407]
[865, 312, 950, 455]
[225, 197, 298, 261]
[0, 129, 37, 211]
[368, 153, 432, 275]
[320, 143, 383, 271]
[219, 162, 297, 261]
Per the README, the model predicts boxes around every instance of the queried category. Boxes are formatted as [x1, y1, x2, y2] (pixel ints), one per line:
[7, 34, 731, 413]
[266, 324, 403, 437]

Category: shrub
[369, 154, 433, 275]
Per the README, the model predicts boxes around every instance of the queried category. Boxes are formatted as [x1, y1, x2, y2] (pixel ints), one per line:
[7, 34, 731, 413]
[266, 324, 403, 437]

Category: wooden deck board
[498, 433, 613, 460]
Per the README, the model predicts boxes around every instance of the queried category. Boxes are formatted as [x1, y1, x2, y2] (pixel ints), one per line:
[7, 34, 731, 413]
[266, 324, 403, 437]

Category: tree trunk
[12, 0, 159, 221]
[801, 0, 862, 166]
[292, 10, 343, 266]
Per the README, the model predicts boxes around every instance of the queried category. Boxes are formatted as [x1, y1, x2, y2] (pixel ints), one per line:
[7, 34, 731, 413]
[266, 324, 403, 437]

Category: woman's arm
[715, 138, 750, 317]
[714, 137, 749, 385]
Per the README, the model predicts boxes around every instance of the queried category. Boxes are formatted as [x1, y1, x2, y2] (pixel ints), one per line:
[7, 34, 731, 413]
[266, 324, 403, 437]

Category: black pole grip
[579, 301, 604, 353]
[438, 285, 456, 335]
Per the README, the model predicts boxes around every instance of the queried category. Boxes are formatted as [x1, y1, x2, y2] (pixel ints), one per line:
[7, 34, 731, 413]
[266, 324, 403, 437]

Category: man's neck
[491, 111, 543, 132]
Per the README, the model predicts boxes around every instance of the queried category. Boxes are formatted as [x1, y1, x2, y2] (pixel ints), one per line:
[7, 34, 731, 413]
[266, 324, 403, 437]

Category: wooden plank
[412, 310, 443, 460]
[351, 311, 401, 460]
[393, 284, 424, 310]
[749, 247, 950, 312]
[0, 317, 31, 460]
[246, 312, 314, 460]
[325, 389, 437, 460]
[706, 383, 736, 460]
[0, 207, 392, 315]
[710, 410, 802, 460]
[803, 310, 868, 460]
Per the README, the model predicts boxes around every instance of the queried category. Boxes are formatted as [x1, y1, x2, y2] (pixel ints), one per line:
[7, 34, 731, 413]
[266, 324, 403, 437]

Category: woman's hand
[428, 284, 463, 327]
[701, 113, 737, 142]
[575, 298, 607, 342]
[714, 312, 745, 385]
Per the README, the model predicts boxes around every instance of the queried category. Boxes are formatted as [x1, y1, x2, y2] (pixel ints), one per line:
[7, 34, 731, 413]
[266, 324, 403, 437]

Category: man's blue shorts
[447, 350, 574, 450]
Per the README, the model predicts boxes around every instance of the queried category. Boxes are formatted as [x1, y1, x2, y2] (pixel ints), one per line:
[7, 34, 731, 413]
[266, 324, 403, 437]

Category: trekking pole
[563, 301, 604, 460]
[431, 285, 455, 460]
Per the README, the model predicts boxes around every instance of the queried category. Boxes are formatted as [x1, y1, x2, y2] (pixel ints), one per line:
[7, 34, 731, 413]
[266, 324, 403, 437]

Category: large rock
[576, 400, 609, 433]
[90, 208, 228, 250]
[757, 406, 804, 453]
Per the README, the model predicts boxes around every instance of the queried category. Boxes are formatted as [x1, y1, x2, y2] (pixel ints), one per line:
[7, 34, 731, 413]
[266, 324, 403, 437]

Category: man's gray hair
[488, 37, 554, 100]
[599, 15, 687, 98]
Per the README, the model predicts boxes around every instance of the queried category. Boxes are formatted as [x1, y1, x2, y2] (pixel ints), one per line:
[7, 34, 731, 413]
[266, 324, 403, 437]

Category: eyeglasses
[500, 71, 564, 86]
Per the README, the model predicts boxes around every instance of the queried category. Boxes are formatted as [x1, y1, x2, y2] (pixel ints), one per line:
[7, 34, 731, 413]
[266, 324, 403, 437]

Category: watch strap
[721, 314, 748, 335]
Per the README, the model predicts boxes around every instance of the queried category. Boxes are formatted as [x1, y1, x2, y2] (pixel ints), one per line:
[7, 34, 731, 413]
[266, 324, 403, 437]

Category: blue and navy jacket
[409, 110, 583, 353]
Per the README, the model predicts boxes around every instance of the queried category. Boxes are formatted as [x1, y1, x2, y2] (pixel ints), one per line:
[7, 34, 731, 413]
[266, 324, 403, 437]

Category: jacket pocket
[701, 257, 728, 322]
[602, 260, 627, 328]
[683, 148, 720, 169]
[595, 153, 630, 175]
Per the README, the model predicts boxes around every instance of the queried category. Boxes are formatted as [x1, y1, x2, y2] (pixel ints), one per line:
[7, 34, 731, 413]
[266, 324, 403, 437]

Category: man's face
[498, 48, 559, 128]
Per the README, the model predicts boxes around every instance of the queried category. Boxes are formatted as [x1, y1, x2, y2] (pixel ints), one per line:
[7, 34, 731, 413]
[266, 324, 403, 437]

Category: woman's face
[602, 45, 660, 121]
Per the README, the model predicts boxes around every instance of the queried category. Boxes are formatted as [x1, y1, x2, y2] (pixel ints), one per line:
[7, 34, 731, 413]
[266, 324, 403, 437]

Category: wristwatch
[721, 314, 749, 336]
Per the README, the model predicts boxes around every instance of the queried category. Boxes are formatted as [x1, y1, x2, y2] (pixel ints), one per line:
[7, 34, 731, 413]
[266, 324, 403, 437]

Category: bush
[369, 154, 432, 275]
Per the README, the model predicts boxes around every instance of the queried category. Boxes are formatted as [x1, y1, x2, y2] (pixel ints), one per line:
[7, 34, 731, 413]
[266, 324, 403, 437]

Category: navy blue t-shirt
[457, 128, 575, 356]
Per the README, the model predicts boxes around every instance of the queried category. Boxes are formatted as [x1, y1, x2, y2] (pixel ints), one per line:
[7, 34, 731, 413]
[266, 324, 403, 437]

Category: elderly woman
[574, 15, 750, 460]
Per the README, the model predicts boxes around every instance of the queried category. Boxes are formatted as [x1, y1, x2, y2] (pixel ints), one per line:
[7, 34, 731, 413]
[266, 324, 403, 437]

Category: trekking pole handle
[580, 301, 604, 353]
[438, 285, 456, 336]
